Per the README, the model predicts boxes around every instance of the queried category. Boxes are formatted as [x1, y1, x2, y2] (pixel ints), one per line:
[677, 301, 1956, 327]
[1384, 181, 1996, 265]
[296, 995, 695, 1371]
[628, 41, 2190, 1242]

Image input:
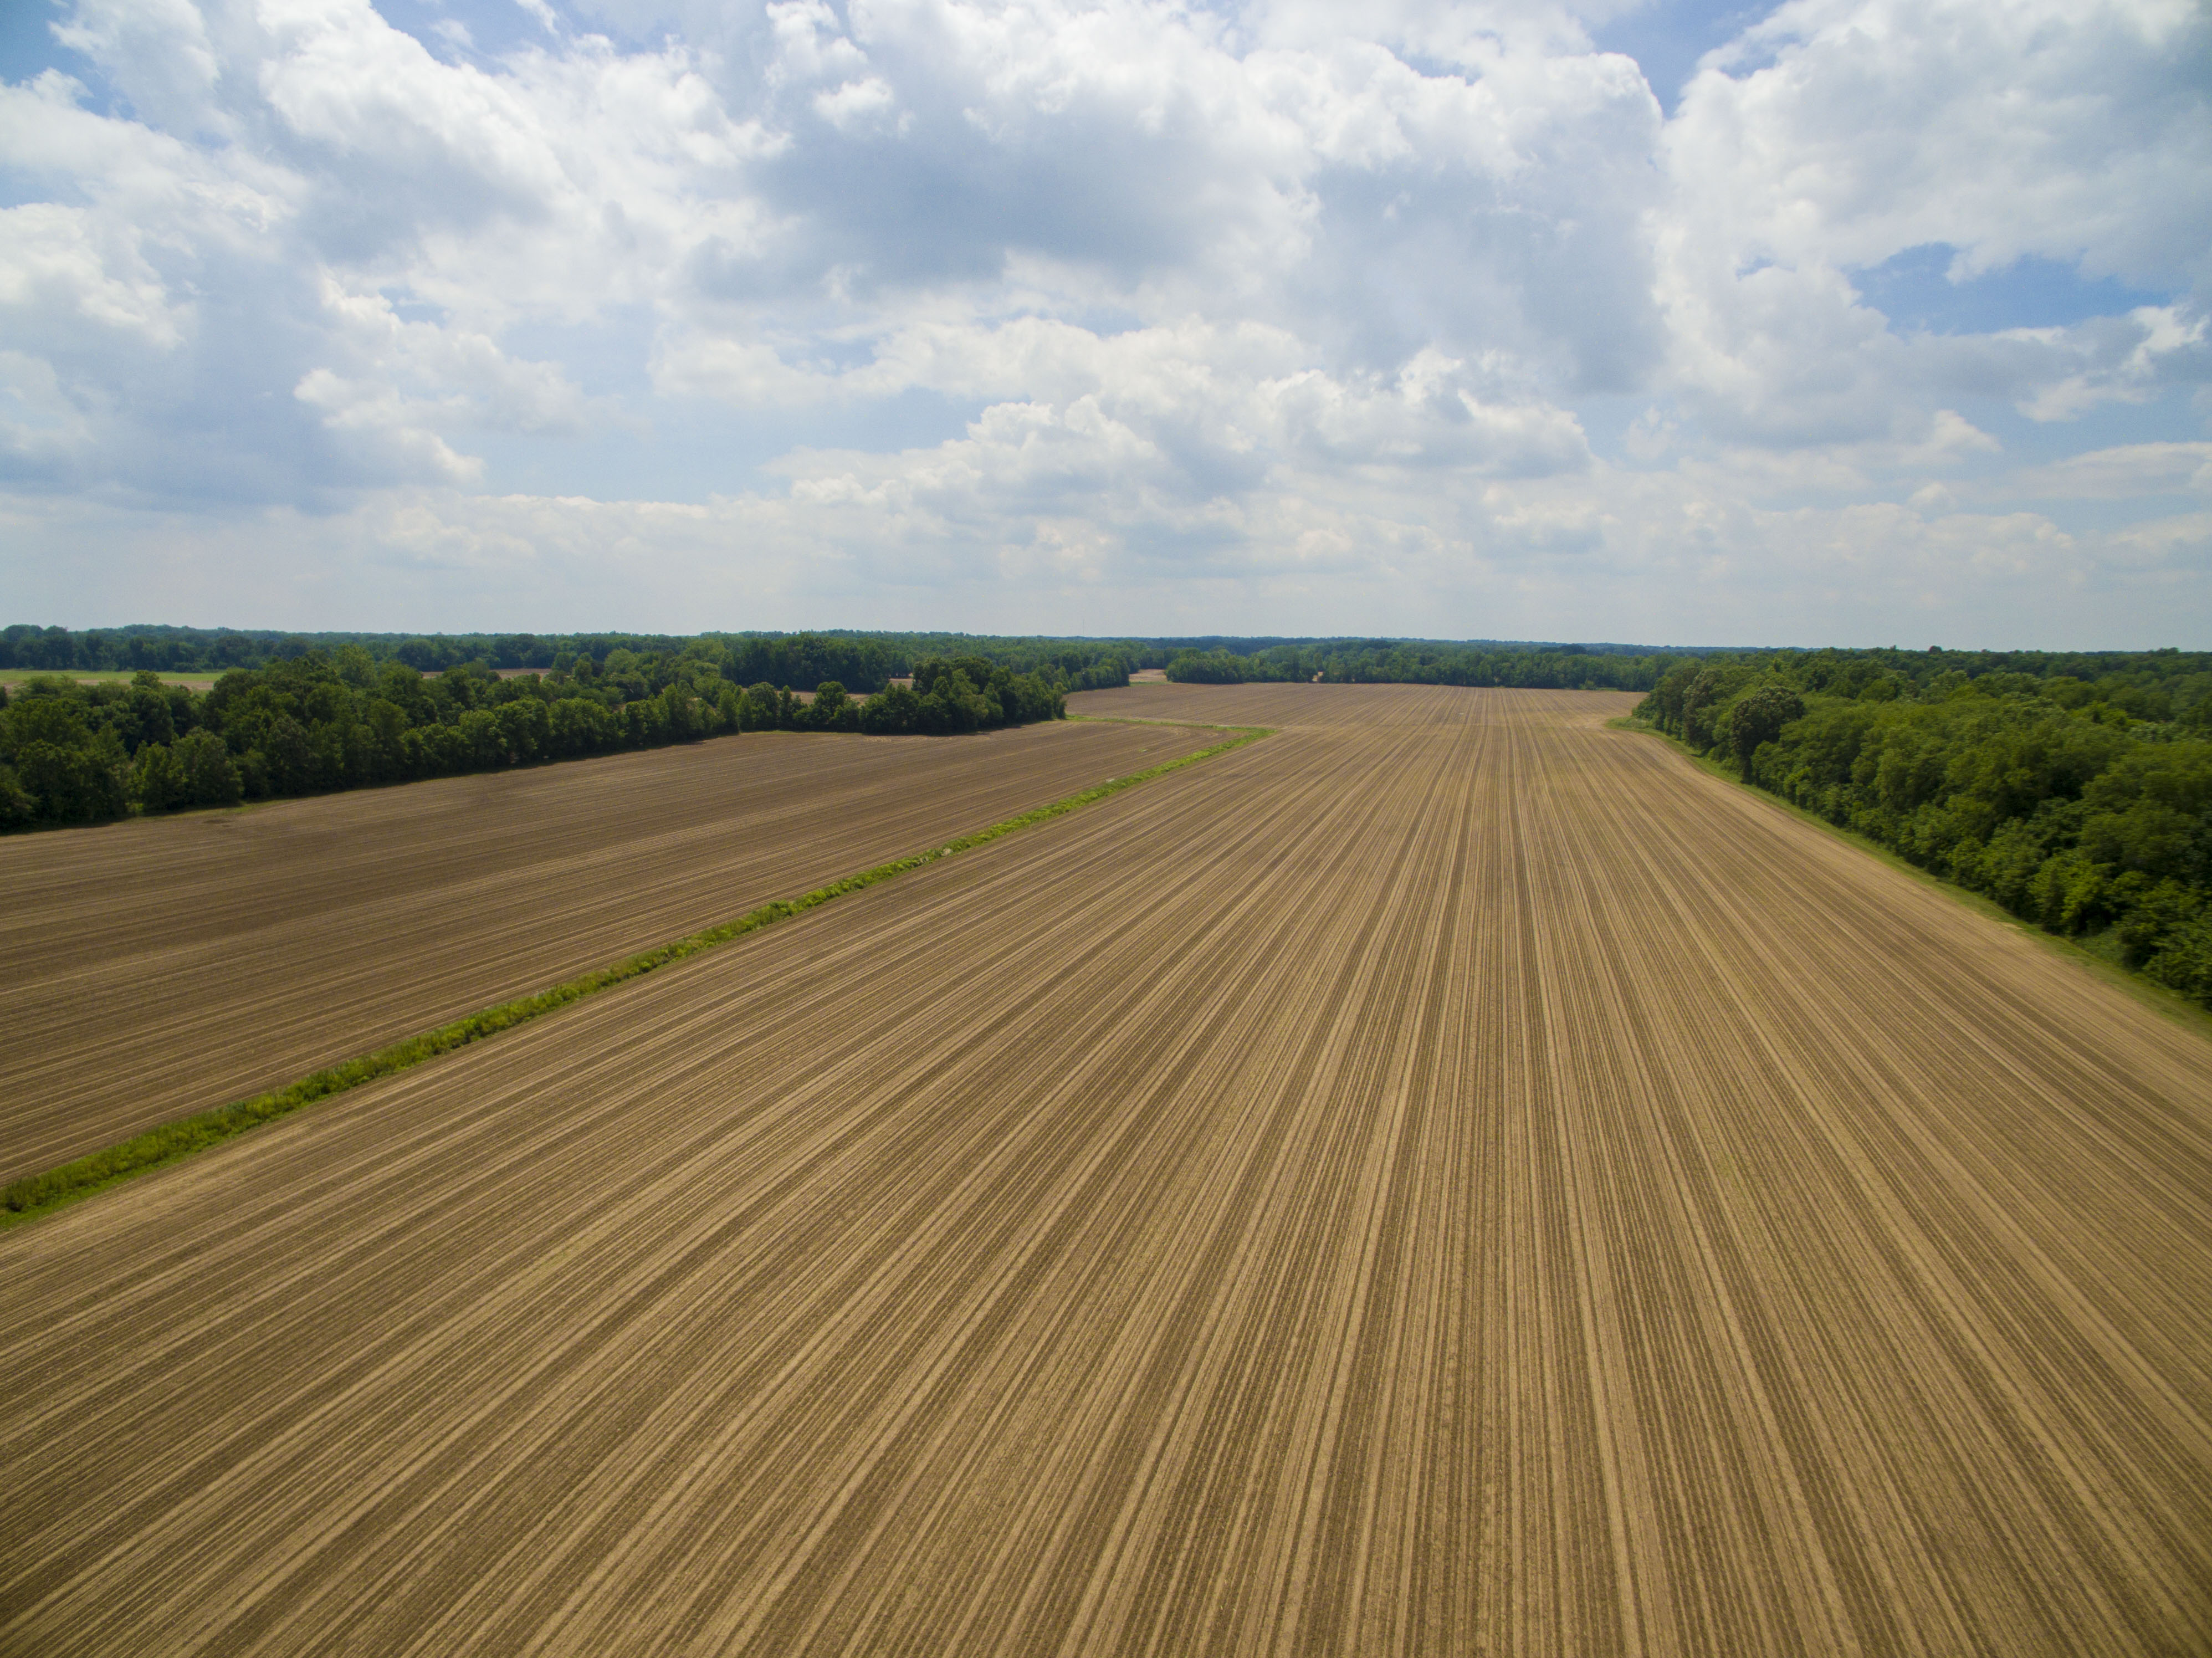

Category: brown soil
[3, 684, 2209, 1655]
[0, 721, 1217, 1182]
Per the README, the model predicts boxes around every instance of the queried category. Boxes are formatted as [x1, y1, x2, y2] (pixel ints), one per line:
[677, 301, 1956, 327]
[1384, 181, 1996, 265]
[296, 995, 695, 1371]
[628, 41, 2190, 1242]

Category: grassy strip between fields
[1611, 717, 2212, 1042]
[1, 723, 1272, 1230]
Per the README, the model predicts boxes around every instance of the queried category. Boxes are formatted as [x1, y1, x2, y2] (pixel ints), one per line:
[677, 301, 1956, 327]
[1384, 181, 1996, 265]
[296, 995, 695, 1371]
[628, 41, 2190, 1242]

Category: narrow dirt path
[2, 684, 2207, 1655]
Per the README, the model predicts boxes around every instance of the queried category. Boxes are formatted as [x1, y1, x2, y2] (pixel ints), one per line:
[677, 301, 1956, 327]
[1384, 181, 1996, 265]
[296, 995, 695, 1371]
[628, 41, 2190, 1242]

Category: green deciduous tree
[175, 730, 243, 806]
[131, 743, 187, 811]
[1727, 682, 1806, 776]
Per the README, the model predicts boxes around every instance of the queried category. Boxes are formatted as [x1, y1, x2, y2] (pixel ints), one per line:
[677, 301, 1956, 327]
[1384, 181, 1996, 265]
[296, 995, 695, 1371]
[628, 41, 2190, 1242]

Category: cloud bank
[1, 0, 2206, 642]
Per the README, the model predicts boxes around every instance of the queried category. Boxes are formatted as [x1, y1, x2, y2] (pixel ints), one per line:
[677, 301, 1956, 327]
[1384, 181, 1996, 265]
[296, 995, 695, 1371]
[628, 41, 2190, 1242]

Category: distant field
[0, 719, 1217, 1181]
[1, 668, 219, 690]
[5, 683, 2208, 1654]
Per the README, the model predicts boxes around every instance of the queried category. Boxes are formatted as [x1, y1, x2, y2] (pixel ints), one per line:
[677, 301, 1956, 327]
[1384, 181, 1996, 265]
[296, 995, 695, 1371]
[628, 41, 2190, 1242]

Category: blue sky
[1, 0, 2206, 645]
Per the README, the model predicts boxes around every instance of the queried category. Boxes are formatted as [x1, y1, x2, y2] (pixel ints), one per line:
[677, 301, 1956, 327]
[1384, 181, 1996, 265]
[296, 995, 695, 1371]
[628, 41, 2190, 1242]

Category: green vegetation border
[1610, 717, 2212, 1043]
[2, 723, 1272, 1230]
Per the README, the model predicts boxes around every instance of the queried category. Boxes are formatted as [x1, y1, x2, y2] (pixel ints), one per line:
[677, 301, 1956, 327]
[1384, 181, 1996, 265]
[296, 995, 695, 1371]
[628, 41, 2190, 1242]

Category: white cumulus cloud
[0, 0, 2203, 641]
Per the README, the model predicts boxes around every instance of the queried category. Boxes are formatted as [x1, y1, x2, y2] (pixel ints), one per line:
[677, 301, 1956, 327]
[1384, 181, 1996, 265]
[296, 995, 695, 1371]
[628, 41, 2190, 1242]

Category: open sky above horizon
[1, 0, 2206, 647]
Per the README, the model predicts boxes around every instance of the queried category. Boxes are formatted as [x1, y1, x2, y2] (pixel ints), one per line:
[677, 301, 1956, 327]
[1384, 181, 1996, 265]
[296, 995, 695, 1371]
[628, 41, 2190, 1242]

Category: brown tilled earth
[0, 719, 1218, 1182]
[3, 683, 2210, 1655]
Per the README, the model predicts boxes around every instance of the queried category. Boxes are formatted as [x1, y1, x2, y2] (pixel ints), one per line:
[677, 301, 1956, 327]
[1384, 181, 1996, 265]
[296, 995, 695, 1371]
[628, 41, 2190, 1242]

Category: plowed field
[0, 720, 1217, 1181]
[4, 684, 2210, 1656]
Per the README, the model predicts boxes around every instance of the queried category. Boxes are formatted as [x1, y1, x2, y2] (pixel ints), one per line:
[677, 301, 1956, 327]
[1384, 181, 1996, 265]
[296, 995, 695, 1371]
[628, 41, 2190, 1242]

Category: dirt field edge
[1610, 715, 2212, 1043]
[0, 724, 1272, 1230]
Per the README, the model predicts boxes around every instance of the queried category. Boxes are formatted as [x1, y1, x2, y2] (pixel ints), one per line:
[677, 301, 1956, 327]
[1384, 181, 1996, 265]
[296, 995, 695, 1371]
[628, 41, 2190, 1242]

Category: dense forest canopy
[1632, 646, 2212, 1011]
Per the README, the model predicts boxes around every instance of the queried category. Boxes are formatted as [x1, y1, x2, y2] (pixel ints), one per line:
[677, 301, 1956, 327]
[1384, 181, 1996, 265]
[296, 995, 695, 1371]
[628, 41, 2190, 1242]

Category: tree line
[0, 647, 1065, 831]
[1165, 641, 1673, 691]
[4, 622, 1677, 683]
[0, 623, 1145, 689]
[3, 619, 1713, 738]
[1635, 646, 2212, 1009]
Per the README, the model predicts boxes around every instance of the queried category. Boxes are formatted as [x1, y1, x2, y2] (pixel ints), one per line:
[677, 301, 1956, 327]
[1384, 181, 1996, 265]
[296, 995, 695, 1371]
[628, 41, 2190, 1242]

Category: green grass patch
[1, 725, 1268, 1230]
[1611, 717, 2212, 1042]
